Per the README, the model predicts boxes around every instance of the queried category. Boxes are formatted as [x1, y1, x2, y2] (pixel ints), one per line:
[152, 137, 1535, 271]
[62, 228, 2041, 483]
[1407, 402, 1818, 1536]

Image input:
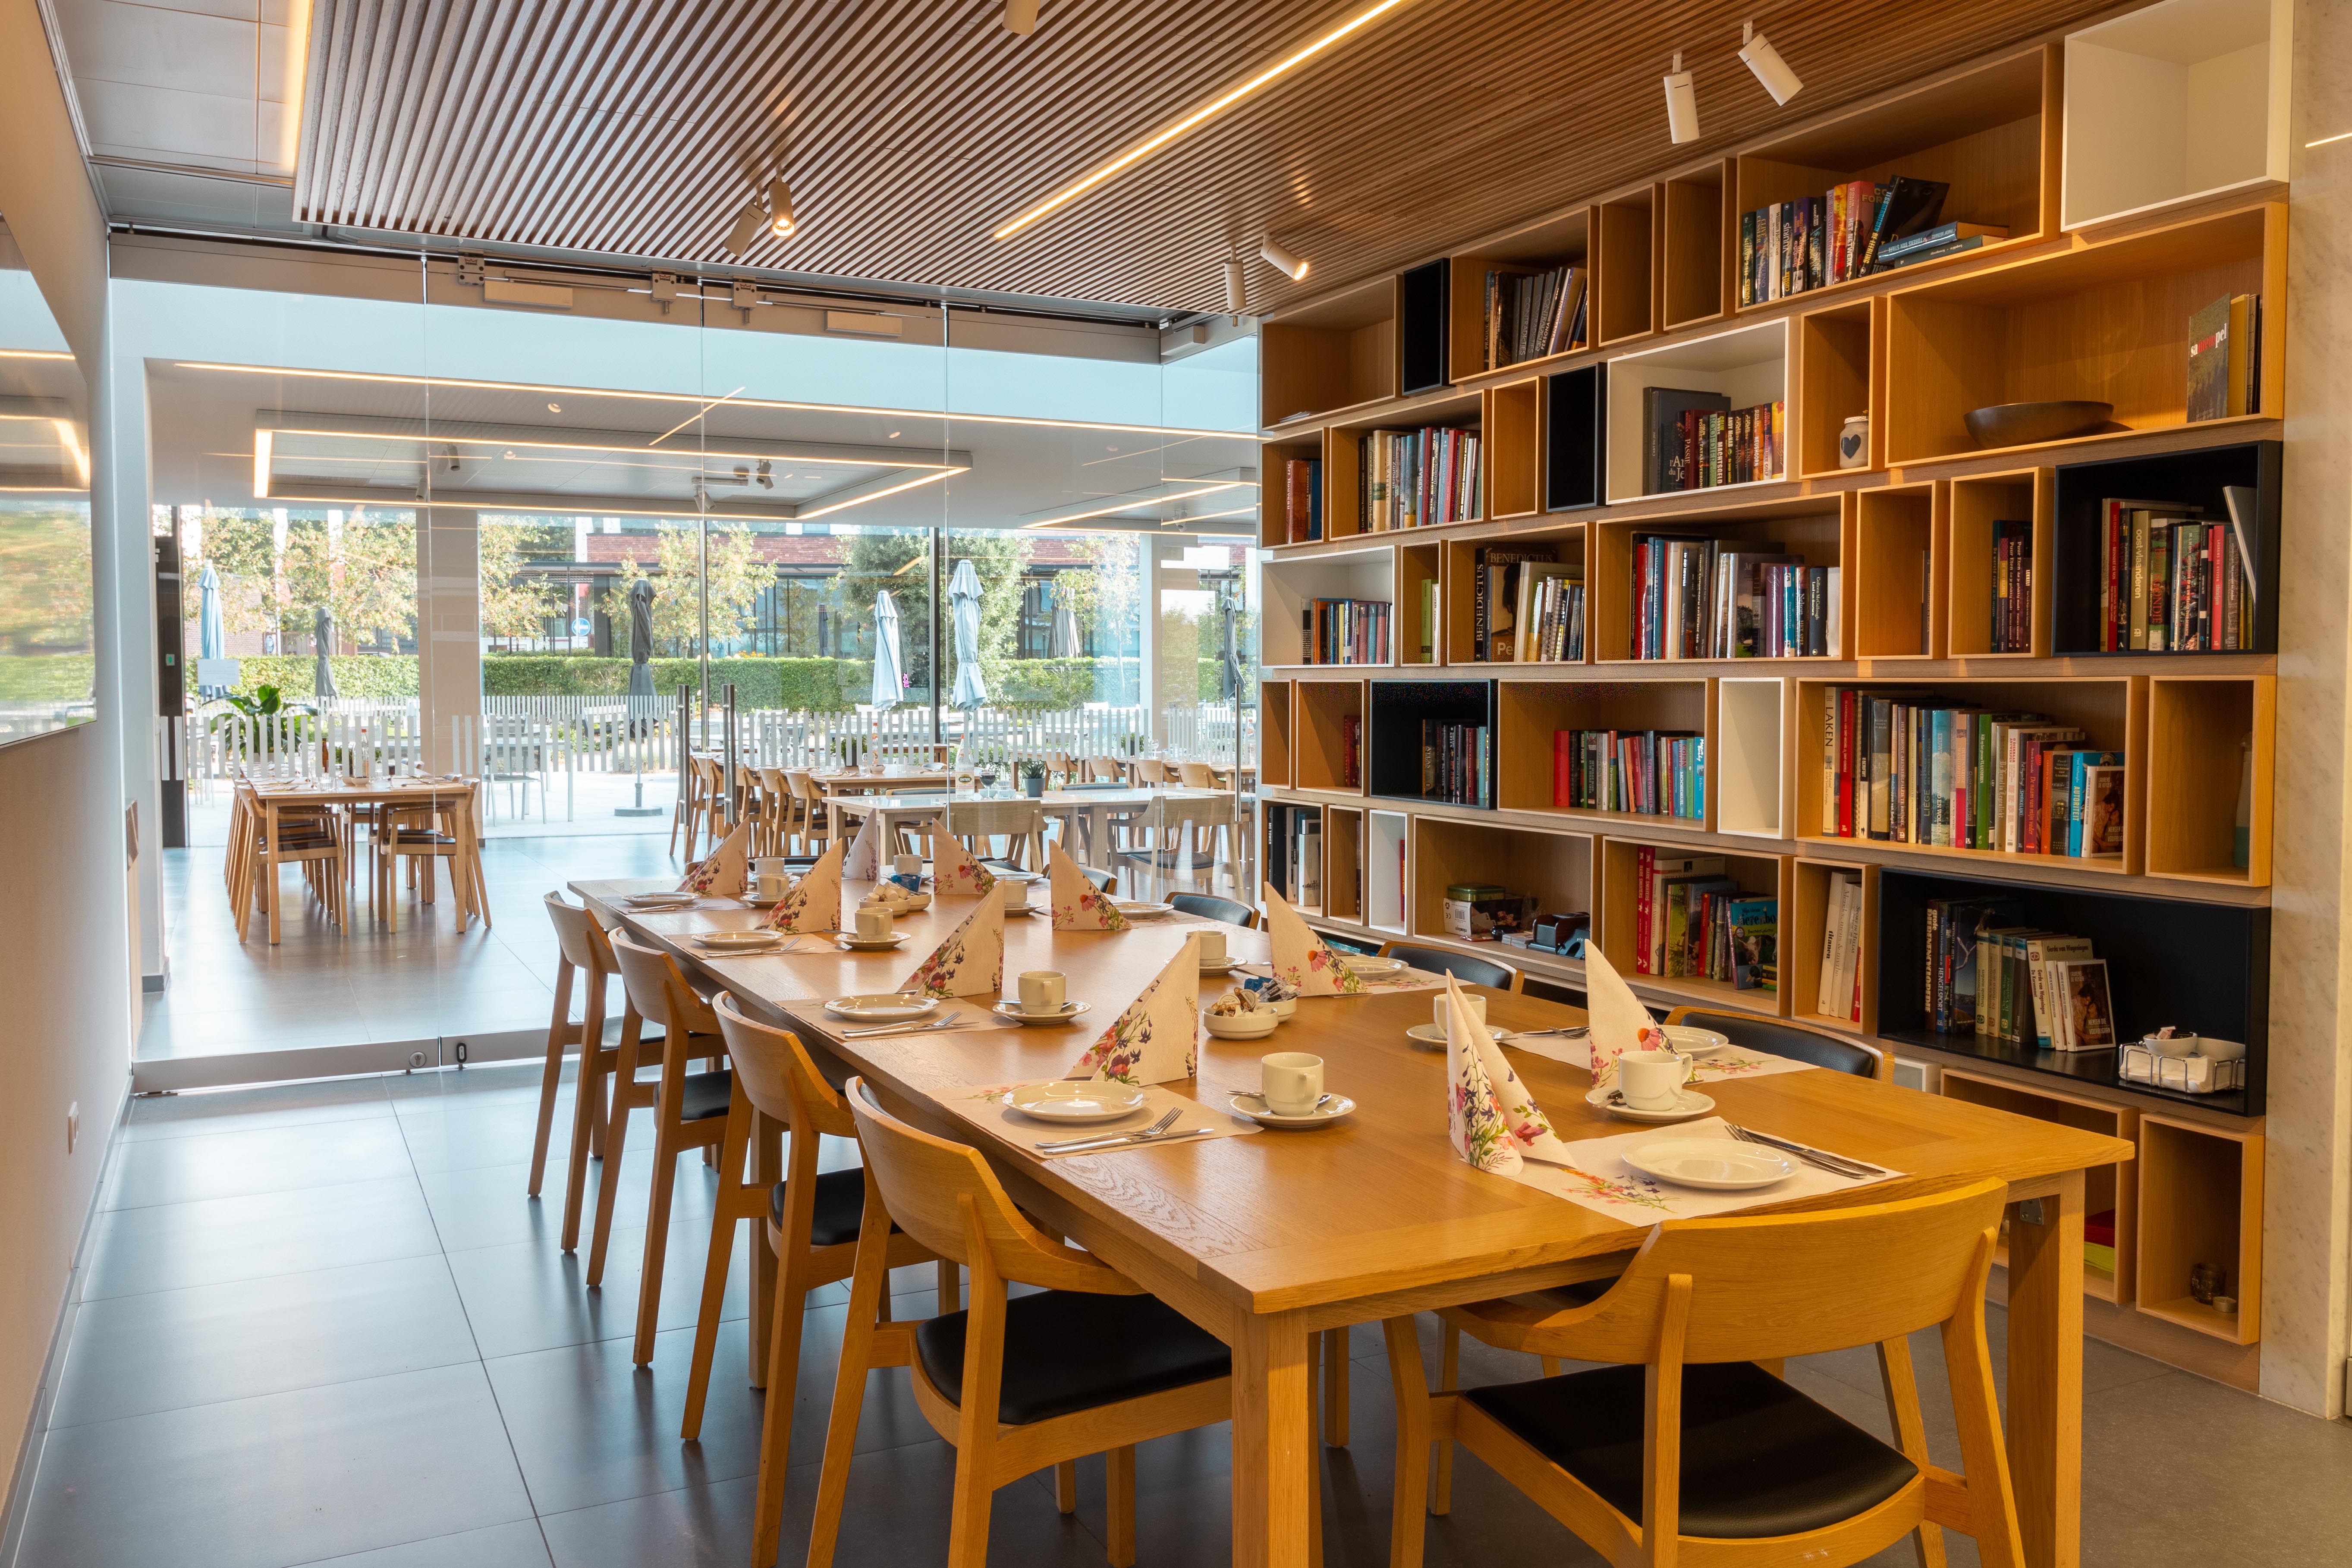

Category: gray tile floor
[20, 1059, 2352, 1568]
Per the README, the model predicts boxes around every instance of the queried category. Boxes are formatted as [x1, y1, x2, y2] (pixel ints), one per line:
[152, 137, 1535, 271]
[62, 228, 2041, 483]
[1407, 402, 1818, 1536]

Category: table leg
[2004, 1170, 2084, 1568]
[1231, 1307, 1314, 1568]
[265, 801, 283, 944]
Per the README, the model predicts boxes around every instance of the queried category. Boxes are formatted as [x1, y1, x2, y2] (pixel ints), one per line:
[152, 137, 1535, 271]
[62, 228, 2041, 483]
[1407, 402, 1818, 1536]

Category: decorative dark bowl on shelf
[1962, 399, 2117, 449]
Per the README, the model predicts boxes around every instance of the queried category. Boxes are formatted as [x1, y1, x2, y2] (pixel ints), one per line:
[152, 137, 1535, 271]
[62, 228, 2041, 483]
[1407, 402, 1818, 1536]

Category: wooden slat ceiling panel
[294, 0, 2115, 314]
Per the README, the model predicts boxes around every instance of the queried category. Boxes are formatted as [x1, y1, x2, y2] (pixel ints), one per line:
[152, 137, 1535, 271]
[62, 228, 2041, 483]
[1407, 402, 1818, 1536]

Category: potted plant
[1018, 760, 1047, 798]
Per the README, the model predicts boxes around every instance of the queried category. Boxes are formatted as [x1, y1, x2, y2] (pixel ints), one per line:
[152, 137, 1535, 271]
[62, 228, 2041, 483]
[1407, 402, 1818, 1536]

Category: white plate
[1202, 1010, 1280, 1039]
[1198, 959, 1246, 976]
[740, 895, 784, 909]
[1660, 1024, 1733, 1057]
[624, 892, 696, 908]
[1002, 903, 1041, 917]
[1404, 1023, 1517, 1048]
[825, 993, 939, 1023]
[1228, 1091, 1356, 1128]
[1584, 1085, 1718, 1123]
[1620, 1136, 1795, 1190]
[697, 932, 787, 952]
[1007, 1080, 1150, 1123]
[834, 933, 910, 951]
[1340, 955, 1406, 977]
[990, 1000, 1093, 1027]
[1114, 901, 1174, 918]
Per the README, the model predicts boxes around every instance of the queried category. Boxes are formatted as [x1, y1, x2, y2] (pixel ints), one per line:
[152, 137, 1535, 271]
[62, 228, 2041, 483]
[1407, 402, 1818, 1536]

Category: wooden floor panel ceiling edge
[296, 0, 2119, 314]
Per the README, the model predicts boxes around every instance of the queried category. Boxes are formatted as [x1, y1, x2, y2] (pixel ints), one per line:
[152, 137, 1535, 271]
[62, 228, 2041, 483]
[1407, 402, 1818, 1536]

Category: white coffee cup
[1196, 929, 1227, 968]
[893, 852, 922, 877]
[752, 856, 793, 883]
[1436, 993, 1488, 1035]
[1619, 1048, 1694, 1111]
[1261, 1051, 1324, 1116]
[756, 870, 789, 899]
[854, 905, 893, 941]
[1000, 877, 1032, 912]
[1018, 971, 1067, 1013]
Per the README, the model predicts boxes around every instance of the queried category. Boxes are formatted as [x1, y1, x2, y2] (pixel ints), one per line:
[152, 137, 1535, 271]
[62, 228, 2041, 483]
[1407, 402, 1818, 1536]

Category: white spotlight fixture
[1223, 257, 1246, 315]
[1003, 0, 1038, 34]
[1259, 237, 1308, 281]
[1739, 21, 1802, 105]
[1663, 51, 1699, 144]
[724, 197, 768, 256]
[766, 177, 796, 237]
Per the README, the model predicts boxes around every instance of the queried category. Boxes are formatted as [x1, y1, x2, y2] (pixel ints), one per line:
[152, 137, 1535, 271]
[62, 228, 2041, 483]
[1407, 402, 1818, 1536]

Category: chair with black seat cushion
[1169, 891, 1260, 930]
[1082, 865, 1116, 895]
[1665, 1005, 1887, 1078]
[808, 1078, 1236, 1568]
[1383, 1179, 2024, 1568]
[1375, 940, 1524, 992]
[701, 996, 946, 1567]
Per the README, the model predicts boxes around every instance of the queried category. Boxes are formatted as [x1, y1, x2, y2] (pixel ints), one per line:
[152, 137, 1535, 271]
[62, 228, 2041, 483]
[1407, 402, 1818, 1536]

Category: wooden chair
[809, 1078, 1236, 1568]
[1663, 1006, 1888, 1079]
[1113, 794, 1239, 897]
[535, 893, 635, 1250]
[1375, 940, 1523, 992]
[1131, 757, 1172, 786]
[1082, 865, 1117, 895]
[1168, 892, 1259, 929]
[593, 932, 736, 1365]
[1175, 761, 1217, 789]
[757, 766, 797, 855]
[703, 996, 951, 1566]
[786, 769, 833, 853]
[671, 752, 710, 859]
[947, 798, 1046, 870]
[237, 794, 347, 941]
[374, 787, 482, 932]
[1087, 755, 1125, 782]
[1383, 1180, 2025, 1568]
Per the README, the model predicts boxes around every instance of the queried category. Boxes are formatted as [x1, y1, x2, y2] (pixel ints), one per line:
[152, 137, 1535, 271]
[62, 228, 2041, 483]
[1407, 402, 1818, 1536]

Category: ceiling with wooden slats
[294, 0, 2113, 316]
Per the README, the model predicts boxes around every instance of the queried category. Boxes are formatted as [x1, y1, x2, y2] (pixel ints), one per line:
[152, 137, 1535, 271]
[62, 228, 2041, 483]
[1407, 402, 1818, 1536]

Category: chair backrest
[1132, 758, 1170, 785]
[844, 1078, 1135, 1294]
[1175, 761, 1216, 788]
[787, 769, 823, 801]
[542, 891, 612, 972]
[1530, 1180, 2007, 1365]
[713, 992, 853, 1139]
[607, 929, 720, 1036]
[1666, 1007, 1884, 1078]
[1169, 892, 1258, 929]
[1088, 756, 1123, 780]
[948, 798, 1044, 837]
[1379, 941, 1522, 991]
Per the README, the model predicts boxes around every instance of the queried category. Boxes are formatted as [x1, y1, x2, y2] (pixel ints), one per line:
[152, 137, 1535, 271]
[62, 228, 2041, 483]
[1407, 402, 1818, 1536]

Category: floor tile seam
[38, 1326, 494, 1437]
[114, 1105, 403, 1146]
[99, 1160, 428, 1214]
[276, 1517, 557, 1568]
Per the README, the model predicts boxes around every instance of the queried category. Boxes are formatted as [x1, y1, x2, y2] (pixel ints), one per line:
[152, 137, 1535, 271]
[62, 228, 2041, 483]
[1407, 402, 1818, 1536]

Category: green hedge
[185, 654, 418, 701]
[0, 654, 95, 701]
[481, 656, 867, 709]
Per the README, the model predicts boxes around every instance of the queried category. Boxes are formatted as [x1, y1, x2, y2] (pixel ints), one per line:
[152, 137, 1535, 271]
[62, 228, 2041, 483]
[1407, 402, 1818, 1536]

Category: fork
[1035, 1106, 1184, 1154]
[1726, 1123, 1881, 1178]
[841, 1008, 964, 1039]
[1505, 1025, 1589, 1039]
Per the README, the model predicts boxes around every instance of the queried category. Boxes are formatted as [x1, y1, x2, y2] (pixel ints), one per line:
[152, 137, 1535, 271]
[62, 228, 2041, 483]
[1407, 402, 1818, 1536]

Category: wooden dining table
[235, 776, 486, 943]
[574, 876, 2125, 1568]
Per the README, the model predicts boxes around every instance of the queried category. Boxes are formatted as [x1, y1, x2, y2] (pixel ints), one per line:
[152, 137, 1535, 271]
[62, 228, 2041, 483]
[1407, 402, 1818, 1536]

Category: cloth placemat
[1491, 1115, 1905, 1220]
[1504, 1033, 1819, 1084]
[946, 1081, 1261, 1160]
[778, 1001, 1011, 1043]
[1236, 962, 1452, 995]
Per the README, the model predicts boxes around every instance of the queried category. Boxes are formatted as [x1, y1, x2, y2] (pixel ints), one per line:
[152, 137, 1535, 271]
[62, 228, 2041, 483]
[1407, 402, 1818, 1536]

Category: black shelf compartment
[1545, 362, 1606, 512]
[1399, 259, 1451, 396]
[2050, 440, 2280, 657]
[1873, 867, 2267, 1116]
[1370, 678, 1498, 808]
[1262, 800, 1325, 911]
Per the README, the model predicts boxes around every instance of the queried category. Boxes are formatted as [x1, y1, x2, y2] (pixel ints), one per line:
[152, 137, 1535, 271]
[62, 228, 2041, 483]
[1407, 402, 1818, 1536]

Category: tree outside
[602, 522, 770, 656]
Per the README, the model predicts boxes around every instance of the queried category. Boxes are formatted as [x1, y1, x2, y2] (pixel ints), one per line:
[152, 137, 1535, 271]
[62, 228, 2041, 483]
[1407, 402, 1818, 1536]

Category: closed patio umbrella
[1048, 599, 1080, 659]
[197, 563, 227, 698]
[626, 579, 657, 698]
[871, 589, 904, 711]
[948, 559, 988, 710]
[312, 605, 339, 700]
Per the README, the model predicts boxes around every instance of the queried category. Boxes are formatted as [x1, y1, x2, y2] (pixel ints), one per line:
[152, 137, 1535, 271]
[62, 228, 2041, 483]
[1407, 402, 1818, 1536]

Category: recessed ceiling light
[1003, 0, 1038, 34]
[766, 177, 796, 238]
[547, 402, 561, 412]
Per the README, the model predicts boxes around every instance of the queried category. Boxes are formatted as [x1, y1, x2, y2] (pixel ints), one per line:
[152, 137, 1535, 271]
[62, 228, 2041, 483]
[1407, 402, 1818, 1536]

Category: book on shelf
[1632, 534, 1836, 659]
[1552, 729, 1705, 819]
[2049, 958, 2116, 1051]
[1738, 177, 1973, 304]
[2098, 499, 2254, 651]
[1418, 720, 1489, 807]
[1728, 897, 1778, 991]
[1814, 871, 1865, 1024]
[2187, 292, 2262, 422]
[1341, 713, 1362, 789]
[1988, 518, 2033, 653]
[2023, 933, 2097, 1049]
[1470, 546, 1554, 661]
[1283, 458, 1323, 544]
[1357, 425, 1481, 531]
[1632, 847, 1728, 976]
[1817, 690, 2123, 857]
[1516, 563, 1585, 662]
[1923, 895, 2008, 1033]
[1641, 389, 1783, 493]
[1302, 598, 1392, 665]
[1418, 578, 1439, 662]
[1483, 264, 1587, 370]
[1295, 814, 1323, 908]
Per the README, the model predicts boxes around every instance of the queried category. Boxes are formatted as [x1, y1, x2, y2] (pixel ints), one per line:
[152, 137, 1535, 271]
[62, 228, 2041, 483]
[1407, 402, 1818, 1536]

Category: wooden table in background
[575, 877, 2123, 1568]
[241, 777, 484, 943]
[825, 786, 1229, 871]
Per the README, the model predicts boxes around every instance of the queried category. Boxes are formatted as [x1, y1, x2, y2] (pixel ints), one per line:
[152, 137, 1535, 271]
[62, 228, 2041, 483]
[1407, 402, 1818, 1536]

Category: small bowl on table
[1203, 1009, 1280, 1040]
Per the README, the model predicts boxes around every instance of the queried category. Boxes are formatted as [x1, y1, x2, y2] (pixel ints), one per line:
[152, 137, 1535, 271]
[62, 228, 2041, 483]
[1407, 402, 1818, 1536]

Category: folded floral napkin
[928, 826, 998, 896]
[840, 809, 884, 881]
[1068, 933, 1200, 1085]
[1263, 882, 1364, 996]
[1444, 974, 1572, 1174]
[1583, 943, 1668, 1090]
[1048, 843, 1127, 930]
[679, 820, 751, 897]
[899, 895, 1005, 999]
[763, 839, 844, 933]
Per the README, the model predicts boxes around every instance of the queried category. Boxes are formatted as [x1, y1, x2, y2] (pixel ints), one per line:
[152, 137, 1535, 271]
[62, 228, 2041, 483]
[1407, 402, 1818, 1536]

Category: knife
[1036, 1126, 1215, 1155]
[840, 1009, 963, 1038]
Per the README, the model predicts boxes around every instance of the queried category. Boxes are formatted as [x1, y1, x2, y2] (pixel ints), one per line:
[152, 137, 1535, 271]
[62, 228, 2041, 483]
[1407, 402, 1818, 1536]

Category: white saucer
[1114, 901, 1174, 918]
[1007, 1080, 1149, 1123]
[1620, 1136, 1794, 1190]
[1002, 903, 1041, 917]
[990, 1000, 1092, 1027]
[825, 993, 938, 1023]
[1341, 955, 1405, 977]
[1404, 1023, 1518, 1048]
[624, 892, 696, 908]
[1660, 1024, 1733, 1057]
[1198, 960, 1245, 976]
[1228, 1091, 1355, 1128]
[1585, 1085, 1717, 1123]
[835, 933, 910, 951]
[696, 932, 788, 952]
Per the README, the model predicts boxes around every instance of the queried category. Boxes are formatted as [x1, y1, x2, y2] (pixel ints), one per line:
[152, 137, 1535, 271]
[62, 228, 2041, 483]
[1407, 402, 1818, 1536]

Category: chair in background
[531, 894, 616, 1230]
[948, 797, 1046, 870]
[784, 769, 833, 855]
[1082, 865, 1117, 895]
[1376, 940, 1523, 992]
[1169, 892, 1259, 929]
[373, 786, 482, 933]
[1663, 1006, 1888, 1079]
[671, 754, 714, 860]
[1113, 794, 1239, 899]
[1381, 1180, 2025, 1568]
[234, 790, 347, 941]
[1175, 761, 1217, 789]
[755, 766, 795, 856]
[807, 1079, 1236, 1568]
[1087, 755, 1125, 782]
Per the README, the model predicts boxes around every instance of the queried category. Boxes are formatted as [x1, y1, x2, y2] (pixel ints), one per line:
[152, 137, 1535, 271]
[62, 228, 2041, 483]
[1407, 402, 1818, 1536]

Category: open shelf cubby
[2137, 1113, 2263, 1342]
[1607, 318, 1790, 504]
[1324, 805, 1367, 923]
[1410, 817, 1594, 950]
[1442, 528, 1586, 667]
[1717, 676, 1790, 839]
[1852, 483, 1940, 659]
[1324, 388, 1485, 536]
[1493, 678, 1711, 828]
[1399, 258, 1451, 397]
[1734, 43, 2057, 313]
[1261, 276, 1399, 428]
[1597, 838, 1791, 1014]
[1258, 680, 1294, 789]
[1871, 866, 2268, 1116]
[1593, 494, 1845, 664]
[1940, 1068, 2140, 1305]
[1367, 809, 1409, 935]
[1486, 380, 1543, 520]
[1662, 160, 1731, 331]
[1370, 679, 1497, 808]
[1796, 297, 1878, 479]
[1884, 202, 2284, 465]
[1948, 467, 2053, 660]
[1788, 858, 1877, 1034]
[2063, 0, 2289, 232]
[1263, 544, 1397, 668]
[2145, 674, 2273, 887]
[1594, 185, 1659, 347]
[1794, 676, 2142, 874]
[1545, 362, 1607, 512]
[1294, 679, 1367, 794]
[2049, 440, 2280, 657]
[1263, 800, 1324, 911]
[1398, 542, 1443, 666]
[1448, 209, 1593, 383]
[1260, 433, 1327, 548]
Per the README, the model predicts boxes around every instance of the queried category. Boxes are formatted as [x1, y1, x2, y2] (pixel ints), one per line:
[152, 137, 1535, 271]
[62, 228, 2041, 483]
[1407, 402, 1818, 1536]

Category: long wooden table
[575, 877, 2125, 1568]
[236, 776, 485, 943]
